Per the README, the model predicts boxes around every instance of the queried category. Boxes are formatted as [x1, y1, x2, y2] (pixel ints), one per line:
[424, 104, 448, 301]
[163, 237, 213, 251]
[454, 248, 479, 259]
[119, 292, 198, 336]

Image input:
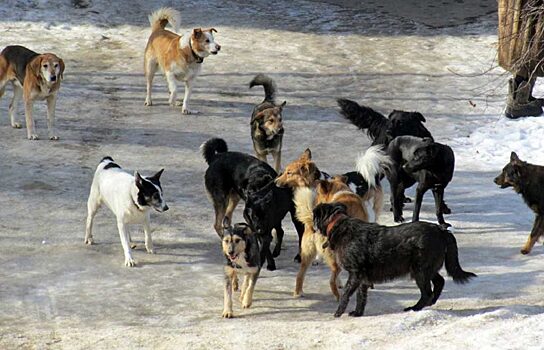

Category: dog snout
[216, 44, 221, 51]
[163, 204, 169, 211]
[50, 75, 57, 82]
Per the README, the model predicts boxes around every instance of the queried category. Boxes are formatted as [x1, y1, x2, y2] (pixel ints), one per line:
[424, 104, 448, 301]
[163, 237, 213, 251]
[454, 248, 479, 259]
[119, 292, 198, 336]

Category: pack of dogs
[4, 6, 543, 320]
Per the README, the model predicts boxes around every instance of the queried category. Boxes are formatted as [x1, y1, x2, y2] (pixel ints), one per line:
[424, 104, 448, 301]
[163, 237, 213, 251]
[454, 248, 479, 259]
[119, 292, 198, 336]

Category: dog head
[191, 27, 221, 57]
[315, 177, 350, 202]
[222, 221, 253, 262]
[387, 110, 432, 144]
[29, 53, 65, 84]
[402, 141, 439, 173]
[275, 149, 319, 188]
[134, 169, 169, 212]
[312, 202, 348, 248]
[251, 101, 286, 140]
[494, 152, 525, 190]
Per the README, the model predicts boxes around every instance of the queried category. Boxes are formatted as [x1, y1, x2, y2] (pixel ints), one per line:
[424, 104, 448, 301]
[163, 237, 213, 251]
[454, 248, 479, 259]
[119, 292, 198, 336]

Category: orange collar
[325, 212, 347, 240]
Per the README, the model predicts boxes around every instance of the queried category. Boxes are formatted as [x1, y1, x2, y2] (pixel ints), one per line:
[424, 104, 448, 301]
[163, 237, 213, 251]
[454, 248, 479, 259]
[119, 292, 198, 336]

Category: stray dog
[337, 98, 433, 146]
[144, 7, 220, 114]
[249, 74, 285, 172]
[222, 221, 262, 318]
[202, 138, 300, 270]
[494, 152, 544, 254]
[387, 136, 455, 227]
[0, 45, 65, 140]
[85, 157, 168, 267]
[313, 202, 476, 317]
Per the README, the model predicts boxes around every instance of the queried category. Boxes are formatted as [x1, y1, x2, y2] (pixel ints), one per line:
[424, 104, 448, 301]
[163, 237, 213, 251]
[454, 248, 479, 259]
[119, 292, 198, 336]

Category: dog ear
[28, 55, 43, 79]
[193, 28, 203, 38]
[333, 202, 348, 214]
[134, 171, 144, 188]
[149, 168, 164, 181]
[303, 162, 318, 182]
[234, 223, 253, 236]
[250, 111, 266, 124]
[279, 101, 287, 110]
[335, 175, 348, 184]
[414, 112, 426, 122]
[300, 148, 312, 161]
[510, 152, 520, 163]
[205, 27, 218, 33]
[58, 58, 65, 80]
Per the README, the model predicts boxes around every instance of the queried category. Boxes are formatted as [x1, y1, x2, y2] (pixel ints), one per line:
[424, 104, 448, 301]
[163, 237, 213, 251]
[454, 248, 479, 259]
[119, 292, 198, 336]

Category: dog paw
[349, 311, 363, 317]
[130, 243, 137, 249]
[144, 99, 152, 106]
[520, 248, 530, 255]
[182, 108, 199, 115]
[266, 262, 276, 271]
[146, 248, 155, 254]
[403, 306, 414, 312]
[242, 300, 252, 309]
[11, 122, 22, 129]
[49, 135, 60, 141]
[222, 310, 234, 318]
[293, 291, 303, 298]
[84, 237, 94, 245]
[293, 254, 301, 263]
[28, 134, 39, 140]
[394, 216, 405, 223]
[124, 257, 137, 267]
[333, 311, 343, 318]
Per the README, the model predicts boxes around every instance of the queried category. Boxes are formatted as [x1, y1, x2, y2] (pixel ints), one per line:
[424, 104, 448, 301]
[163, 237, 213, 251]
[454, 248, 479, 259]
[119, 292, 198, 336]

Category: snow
[1, 0, 544, 349]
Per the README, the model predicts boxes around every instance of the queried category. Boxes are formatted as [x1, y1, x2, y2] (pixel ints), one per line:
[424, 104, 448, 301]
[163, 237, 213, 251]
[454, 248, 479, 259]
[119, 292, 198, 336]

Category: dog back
[1, 46, 39, 83]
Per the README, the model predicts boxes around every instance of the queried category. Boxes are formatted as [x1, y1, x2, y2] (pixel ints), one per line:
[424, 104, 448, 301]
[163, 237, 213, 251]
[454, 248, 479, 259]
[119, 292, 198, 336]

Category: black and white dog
[387, 136, 454, 227]
[85, 157, 168, 267]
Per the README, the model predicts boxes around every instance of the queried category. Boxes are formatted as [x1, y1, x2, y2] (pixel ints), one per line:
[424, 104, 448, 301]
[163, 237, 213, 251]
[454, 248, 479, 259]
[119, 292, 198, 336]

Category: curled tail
[249, 74, 277, 103]
[337, 99, 390, 143]
[148, 7, 180, 32]
[200, 138, 228, 164]
[444, 229, 477, 284]
[355, 145, 393, 188]
[293, 187, 316, 228]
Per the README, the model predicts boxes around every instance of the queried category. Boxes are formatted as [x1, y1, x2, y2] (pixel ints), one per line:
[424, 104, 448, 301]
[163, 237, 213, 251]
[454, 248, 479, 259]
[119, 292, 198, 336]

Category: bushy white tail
[294, 187, 316, 227]
[148, 7, 180, 32]
[355, 145, 392, 188]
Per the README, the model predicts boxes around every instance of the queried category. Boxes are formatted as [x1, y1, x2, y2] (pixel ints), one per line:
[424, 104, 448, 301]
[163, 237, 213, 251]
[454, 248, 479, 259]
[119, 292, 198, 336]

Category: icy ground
[1, 0, 544, 349]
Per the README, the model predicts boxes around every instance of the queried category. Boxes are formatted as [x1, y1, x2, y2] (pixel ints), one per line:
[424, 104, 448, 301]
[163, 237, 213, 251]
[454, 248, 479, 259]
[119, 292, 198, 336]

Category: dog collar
[189, 39, 204, 64]
[325, 213, 347, 241]
[132, 196, 147, 212]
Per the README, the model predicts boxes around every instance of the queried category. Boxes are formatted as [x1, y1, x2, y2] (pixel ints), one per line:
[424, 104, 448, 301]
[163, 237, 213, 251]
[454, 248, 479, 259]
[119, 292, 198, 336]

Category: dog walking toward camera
[144, 7, 220, 114]
[495, 152, 544, 255]
[85, 157, 168, 267]
[313, 202, 476, 317]
[0, 45, 65, 140]
[222, 221, 262, 318]
[249, 74, 285, 172]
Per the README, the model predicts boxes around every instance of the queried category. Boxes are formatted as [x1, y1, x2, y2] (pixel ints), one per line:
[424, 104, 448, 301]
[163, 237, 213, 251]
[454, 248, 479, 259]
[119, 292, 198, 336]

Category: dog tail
[293, 187, 315, 228]
[337, 99, 389, 142]
[355, 145, 392, 188]
[249, 74, 277, 102]
[148, 7, 181, 33]
[444, 229, 477, 284]
[200, 138, 228, 164]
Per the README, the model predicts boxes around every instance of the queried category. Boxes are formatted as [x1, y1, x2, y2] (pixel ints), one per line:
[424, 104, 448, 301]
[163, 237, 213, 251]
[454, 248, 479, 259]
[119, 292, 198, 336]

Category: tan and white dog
[144, 7, 221, 114]
[0, 45, 64, 140]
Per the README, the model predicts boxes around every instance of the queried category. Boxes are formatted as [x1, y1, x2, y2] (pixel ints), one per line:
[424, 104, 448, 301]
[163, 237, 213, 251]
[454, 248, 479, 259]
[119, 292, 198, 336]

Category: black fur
[101, 156, 114, 162]
[1, 45, 39, 83]
[387, 136, 454, 226]
[202, 138, 300, 270]
[224, 223, 262, 270]
[135, 170, 164, 208]
[321, 170, 375, 198]
[103, 162, 121, 170]
[494, 152, 544, 254]
[337, 98, 433, 146]
[313, 203, 476, 317]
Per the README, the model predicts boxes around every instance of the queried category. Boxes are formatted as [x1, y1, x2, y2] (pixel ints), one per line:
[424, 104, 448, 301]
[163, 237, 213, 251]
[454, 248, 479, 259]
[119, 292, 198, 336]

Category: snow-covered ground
[1, 0, 544, 349]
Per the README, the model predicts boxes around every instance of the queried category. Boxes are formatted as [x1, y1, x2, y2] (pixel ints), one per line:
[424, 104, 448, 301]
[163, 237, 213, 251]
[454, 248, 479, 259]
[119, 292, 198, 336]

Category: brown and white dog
[144, 7, 221, 114]
[0, 45, 64, 140]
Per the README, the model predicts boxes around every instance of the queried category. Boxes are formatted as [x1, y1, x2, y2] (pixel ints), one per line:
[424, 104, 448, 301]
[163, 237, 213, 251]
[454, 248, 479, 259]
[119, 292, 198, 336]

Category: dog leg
[372, 186, 384, 223]
[143, 214, 154, 254]
[334, 272, 363, 318]
[224, 192, 241, 227]
[521, 215, 544, 254]
[85, 186, 101, 245]
[432, 187, 450, 227]
[290, 213, 305, 263]
[242, 272, 259, 309]
[8, 85, 22, 129]
[272, 150, 281, 173]
[272, 226, 284, 258]
[430, 273, 445, 305]
[24, 99, 39, 140]
[404, 272, 433, 311]
[46, 94, 59, 140]
[260, 233, 276, 271]
[390, 178, 405, 222]
[213, 199, 228, 238]
[165, 72, 179, 107]
[294, 231, 316, 297]
[324, 249, 341, 301]
[222, 268, 235, 318]
[412, 183, 428, 223]
[232, 275, 239, 292]
[144, 57, 158, 106]
[239, 275, 249, 302]
[182, 80, 198, 114]
[350, 283, 369, 317]
[117, 220, 136, 267]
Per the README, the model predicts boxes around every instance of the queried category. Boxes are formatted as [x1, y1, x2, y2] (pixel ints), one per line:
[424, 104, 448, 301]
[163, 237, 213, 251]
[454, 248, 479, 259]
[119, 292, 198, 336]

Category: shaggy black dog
[313, 203, 476, 317]
[202, 138, 302, 270]
[494, 152, 544, 255]
[387, 136, 455, 227]
[337, 98, 433, 146]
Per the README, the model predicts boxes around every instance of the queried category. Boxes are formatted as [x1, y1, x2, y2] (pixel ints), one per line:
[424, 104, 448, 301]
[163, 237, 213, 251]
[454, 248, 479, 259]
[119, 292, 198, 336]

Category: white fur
[355, 145, 392, 188]
[148, 7, 180, 32]
[84, 159, 167, 267]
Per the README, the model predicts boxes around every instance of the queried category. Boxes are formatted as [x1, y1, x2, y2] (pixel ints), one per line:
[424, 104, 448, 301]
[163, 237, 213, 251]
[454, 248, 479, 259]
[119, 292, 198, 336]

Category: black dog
[313, 203, 476, 317]
[337, 98, 433, 146]
[387, 136, 455, 227]
[494, 152, 544, 255]
[202, 138, 302, 270]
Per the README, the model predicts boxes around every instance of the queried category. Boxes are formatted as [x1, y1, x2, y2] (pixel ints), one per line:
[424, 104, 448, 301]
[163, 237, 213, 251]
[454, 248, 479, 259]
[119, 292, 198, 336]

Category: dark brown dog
[495, 152, 544, 254]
